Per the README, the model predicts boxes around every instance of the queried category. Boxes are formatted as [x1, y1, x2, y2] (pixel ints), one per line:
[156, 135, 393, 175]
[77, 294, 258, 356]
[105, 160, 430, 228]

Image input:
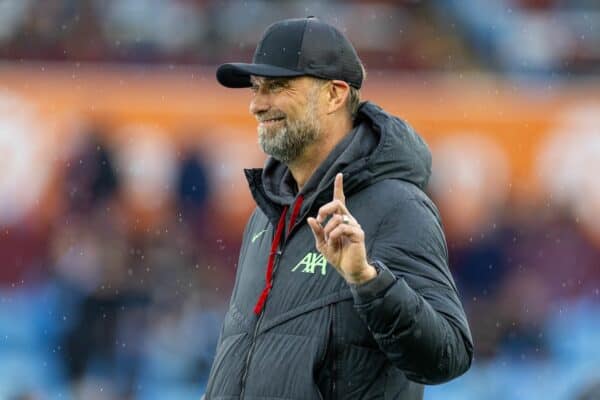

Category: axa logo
[291, 252, 328, 276]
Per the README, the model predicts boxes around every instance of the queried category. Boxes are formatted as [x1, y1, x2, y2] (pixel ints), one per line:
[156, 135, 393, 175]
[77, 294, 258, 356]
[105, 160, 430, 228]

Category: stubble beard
[257, 98, 321, 164]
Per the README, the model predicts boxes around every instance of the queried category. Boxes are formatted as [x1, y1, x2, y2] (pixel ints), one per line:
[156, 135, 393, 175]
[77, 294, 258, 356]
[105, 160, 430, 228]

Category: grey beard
[258, 114, 321, 164]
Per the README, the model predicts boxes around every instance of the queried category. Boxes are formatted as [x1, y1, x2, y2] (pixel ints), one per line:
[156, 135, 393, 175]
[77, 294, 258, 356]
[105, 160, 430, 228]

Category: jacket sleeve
[349, 196, 473, 384]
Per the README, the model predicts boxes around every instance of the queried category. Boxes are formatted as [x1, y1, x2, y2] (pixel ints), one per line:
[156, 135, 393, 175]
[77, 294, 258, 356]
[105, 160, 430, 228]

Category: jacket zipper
[239, 306, 266, 400]
[239, 249, 283, 400]
[240, 197, 301, 399]
[331, 303, 337, 400]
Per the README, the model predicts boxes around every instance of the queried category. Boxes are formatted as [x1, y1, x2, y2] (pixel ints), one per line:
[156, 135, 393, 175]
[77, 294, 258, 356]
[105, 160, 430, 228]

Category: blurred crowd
[0, 103, 598, 399]
[0, 0, 599, 75]
[0, 1, 600, 399]
[0, 124, 239, 398]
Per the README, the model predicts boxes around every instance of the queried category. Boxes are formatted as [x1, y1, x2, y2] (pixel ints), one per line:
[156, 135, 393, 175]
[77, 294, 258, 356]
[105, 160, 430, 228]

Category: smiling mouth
[260, 117, 285, 125]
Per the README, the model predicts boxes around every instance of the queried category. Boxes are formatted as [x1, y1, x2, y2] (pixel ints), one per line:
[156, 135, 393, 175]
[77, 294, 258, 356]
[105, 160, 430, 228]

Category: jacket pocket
[313, 303, 336, 400]
[316, 304, 333, 372]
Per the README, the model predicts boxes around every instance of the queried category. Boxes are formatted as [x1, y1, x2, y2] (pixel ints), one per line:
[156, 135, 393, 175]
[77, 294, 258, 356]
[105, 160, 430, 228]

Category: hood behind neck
[253, 101, 432, 218]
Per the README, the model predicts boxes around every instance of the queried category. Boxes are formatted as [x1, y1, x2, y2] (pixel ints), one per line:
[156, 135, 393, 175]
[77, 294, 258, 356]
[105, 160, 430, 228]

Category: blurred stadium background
[0, 0, 599, 399]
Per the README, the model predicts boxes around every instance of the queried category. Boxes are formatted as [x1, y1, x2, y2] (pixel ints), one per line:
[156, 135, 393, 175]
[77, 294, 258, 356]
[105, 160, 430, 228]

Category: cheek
[288, 102, 310, 120]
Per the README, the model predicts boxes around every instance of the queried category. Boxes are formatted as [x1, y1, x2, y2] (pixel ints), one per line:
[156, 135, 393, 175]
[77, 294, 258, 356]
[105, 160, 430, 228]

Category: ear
[325, 80, 350, 114]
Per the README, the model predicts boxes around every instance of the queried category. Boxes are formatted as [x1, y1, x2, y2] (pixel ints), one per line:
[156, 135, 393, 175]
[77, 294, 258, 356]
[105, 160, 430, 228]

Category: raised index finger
[333, 173, 345, 203]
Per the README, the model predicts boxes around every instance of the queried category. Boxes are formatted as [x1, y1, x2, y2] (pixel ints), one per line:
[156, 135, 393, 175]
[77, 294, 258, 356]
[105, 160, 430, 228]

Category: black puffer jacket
[204, 102, 473, 399]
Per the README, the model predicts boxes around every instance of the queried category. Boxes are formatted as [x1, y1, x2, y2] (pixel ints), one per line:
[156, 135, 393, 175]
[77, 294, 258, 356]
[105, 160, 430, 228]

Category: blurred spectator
[63, 129, 120, 214]
[30, 124, 227, 398]
[0, 0, 597, 75]
[176, 149, 211, 217]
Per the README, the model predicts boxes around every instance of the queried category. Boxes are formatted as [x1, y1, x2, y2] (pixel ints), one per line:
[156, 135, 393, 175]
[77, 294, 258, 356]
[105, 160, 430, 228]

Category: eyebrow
[250, 77, 291, 88]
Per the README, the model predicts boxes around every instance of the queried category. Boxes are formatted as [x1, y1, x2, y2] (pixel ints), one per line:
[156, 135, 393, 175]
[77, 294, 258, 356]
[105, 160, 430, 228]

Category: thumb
[307, 217, 325, 249]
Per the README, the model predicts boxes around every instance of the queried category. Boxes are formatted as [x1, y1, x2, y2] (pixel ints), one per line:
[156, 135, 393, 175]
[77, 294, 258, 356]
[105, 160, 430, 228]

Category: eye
[268, 80, 289, 92]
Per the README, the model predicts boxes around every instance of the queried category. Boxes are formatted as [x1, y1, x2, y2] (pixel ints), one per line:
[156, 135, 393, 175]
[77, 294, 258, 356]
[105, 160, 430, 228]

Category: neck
[288, 116, 353, 192]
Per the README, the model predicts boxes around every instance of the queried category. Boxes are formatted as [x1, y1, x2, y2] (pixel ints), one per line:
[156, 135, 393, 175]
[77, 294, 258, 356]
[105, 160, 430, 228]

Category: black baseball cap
[216, 17, 363, 89]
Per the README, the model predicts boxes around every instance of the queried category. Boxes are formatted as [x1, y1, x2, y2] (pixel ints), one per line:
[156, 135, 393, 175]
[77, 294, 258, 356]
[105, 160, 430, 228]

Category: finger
[322, 213, 357, 239]
[328, 223, 364, 244]
[316, 200, 349, 224]
[333, 173, 345, 203]
[323, 214, 344, 239]
[307, 217, 326, 248]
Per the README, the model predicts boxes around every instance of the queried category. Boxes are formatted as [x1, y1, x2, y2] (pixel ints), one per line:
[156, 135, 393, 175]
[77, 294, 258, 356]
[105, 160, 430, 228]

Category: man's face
[250, 76, 324, 163]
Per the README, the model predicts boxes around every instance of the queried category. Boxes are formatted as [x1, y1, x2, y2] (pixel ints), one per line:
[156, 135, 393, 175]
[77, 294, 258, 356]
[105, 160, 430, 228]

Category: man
[205, 17, 473, 399]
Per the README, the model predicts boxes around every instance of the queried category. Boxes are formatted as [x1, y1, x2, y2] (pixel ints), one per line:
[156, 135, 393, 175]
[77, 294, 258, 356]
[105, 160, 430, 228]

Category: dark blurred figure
[176, 149, 211, 217]
[448, 219, 518, 359]
[63, 129, 119, 214]
[49, 128, 148, 396]
[174, 146, 236, 292]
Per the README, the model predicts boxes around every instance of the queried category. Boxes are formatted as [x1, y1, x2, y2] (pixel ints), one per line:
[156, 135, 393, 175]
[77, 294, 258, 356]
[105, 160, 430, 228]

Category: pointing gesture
[307, 173, 377, 284]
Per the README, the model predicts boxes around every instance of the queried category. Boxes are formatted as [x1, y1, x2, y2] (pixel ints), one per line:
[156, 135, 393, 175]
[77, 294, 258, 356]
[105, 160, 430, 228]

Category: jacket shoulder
[355, 178, 437, 216]
[350, 179, 446, 258]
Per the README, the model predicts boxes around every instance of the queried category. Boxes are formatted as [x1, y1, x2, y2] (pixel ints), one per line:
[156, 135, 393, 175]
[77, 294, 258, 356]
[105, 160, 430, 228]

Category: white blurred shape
[201, 128, 265, 221]
[430, 134, 510, 238]
[0, 90, 51, 225]
[538, 104, 600, 240]
[115, 125, 177, 211]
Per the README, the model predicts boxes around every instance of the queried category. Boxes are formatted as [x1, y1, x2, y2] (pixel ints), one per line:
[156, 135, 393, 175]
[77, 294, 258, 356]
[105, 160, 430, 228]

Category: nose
[249, 91, 270, 115]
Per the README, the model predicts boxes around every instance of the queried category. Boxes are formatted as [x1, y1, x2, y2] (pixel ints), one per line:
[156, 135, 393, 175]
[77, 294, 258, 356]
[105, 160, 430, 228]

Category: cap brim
[216, 63, 305, 88]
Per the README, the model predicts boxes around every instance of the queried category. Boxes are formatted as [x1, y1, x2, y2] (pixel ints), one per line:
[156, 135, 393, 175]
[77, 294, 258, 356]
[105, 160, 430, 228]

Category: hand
[307, 173, 377, 285]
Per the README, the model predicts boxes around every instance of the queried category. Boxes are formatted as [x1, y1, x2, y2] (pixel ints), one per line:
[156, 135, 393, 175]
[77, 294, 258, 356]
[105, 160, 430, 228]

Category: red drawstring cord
[253, 207, 286, 315]
[253, 195, 304, 315]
